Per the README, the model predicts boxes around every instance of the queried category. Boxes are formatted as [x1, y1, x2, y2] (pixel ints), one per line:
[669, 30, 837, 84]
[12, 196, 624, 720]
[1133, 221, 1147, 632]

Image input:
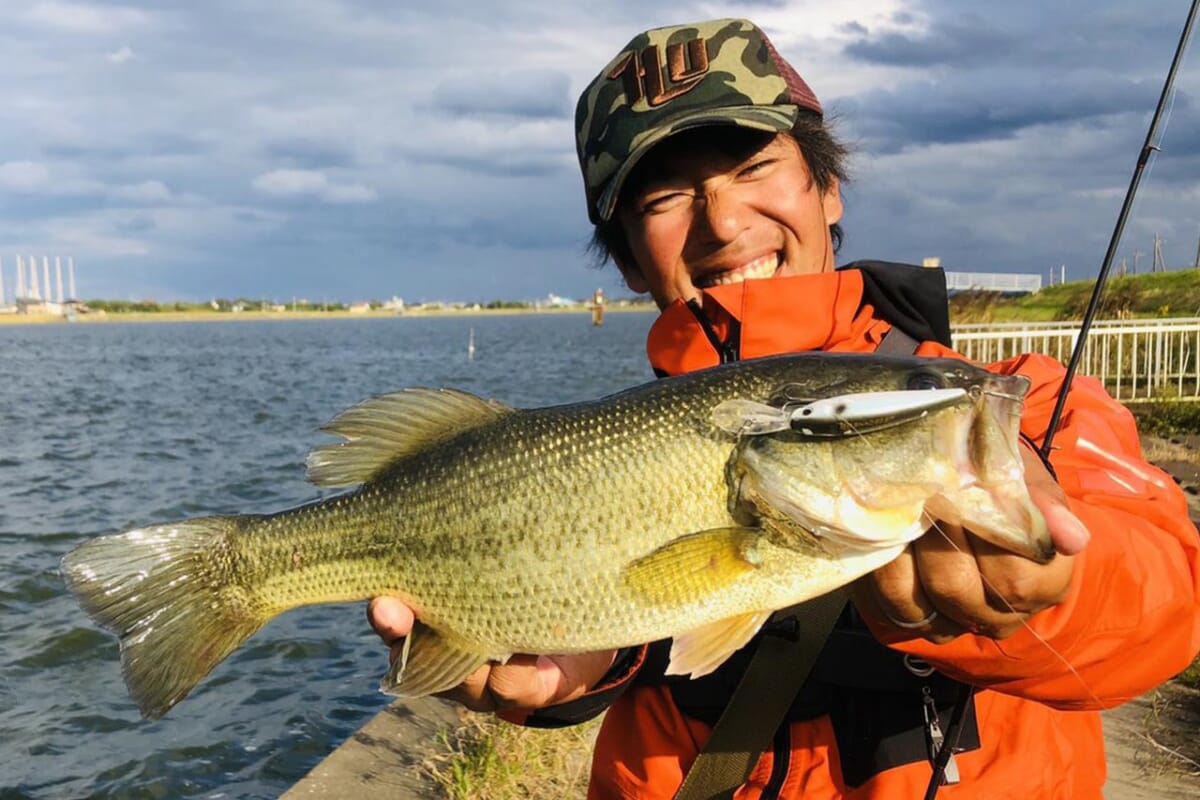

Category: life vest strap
[673, 590, 846, 800]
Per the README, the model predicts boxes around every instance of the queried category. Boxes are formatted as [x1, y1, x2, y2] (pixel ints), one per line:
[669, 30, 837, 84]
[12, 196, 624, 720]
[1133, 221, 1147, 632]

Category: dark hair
[588, 110, 850, 268]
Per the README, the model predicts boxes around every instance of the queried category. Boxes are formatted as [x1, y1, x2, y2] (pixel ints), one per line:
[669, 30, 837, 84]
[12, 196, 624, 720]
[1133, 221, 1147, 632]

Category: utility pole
[1133, 250, 1142, 274]
[1153, 233, 1166, 272]
[1117, 258, 1128, 278]
[1193, 232, 1200, 268]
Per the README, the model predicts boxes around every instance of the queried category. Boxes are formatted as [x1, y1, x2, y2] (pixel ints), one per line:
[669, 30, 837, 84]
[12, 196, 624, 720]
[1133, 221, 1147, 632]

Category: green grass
[949, 269, 1200, 324]
[1179, 658, 1200, 689]
[1128, 402, 1200, 438]
[423, 713, 601, 800]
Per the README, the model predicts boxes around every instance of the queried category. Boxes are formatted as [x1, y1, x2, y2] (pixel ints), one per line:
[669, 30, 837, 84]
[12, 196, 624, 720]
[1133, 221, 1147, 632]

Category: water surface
[0, 312, 654, 799]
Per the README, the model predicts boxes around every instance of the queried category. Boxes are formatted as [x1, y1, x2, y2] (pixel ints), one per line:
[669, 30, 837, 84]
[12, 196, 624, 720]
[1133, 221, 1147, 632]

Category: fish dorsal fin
[306, 388, 514, 487]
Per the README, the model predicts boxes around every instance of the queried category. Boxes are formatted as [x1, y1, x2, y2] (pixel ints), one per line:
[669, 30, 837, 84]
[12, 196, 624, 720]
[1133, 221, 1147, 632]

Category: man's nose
[697, 189, 749, 243]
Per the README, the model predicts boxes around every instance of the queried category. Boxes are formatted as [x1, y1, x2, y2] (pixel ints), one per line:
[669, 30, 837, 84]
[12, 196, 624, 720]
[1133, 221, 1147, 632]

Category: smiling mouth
[695, 253, 782, 288]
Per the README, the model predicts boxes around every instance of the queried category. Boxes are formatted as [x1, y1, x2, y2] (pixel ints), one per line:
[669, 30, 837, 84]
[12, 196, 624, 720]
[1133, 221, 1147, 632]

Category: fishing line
[831, 414, 1105, 706]
[915, 512, 1106, 708]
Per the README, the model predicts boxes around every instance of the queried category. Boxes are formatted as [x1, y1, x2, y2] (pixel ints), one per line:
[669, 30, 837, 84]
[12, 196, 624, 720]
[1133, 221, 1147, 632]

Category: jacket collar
[647, 269, 892, 377]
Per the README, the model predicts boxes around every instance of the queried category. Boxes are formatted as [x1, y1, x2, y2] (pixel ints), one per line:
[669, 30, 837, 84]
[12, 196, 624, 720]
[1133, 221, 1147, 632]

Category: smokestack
[55, 256, 63, 303]
[16, 255, 24, 298]
[68, 256, 76, 300]
[29, 255, 40, 299]
[0, 255, 5, 305]
[42, 256, 50, 304]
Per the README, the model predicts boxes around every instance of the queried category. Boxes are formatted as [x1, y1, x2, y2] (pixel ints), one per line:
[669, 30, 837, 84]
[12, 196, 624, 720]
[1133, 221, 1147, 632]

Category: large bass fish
[62, 353, 1051, 718]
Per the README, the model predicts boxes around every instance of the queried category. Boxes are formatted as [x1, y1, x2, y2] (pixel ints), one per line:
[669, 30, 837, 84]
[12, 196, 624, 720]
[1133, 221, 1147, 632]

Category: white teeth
[698, 254, 781, 287]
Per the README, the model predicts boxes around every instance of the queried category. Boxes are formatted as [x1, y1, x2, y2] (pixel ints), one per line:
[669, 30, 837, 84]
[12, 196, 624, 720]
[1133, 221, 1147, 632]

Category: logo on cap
[607, 39, 710, 108]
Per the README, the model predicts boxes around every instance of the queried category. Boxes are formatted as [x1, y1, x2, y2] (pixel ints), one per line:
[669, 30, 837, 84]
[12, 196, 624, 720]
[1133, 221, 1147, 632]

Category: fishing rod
[1041, 0, 1200, 455]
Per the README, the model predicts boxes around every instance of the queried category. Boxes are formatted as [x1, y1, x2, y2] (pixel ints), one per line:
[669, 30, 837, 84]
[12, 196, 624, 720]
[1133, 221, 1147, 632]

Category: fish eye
[906, 370, 945, 391]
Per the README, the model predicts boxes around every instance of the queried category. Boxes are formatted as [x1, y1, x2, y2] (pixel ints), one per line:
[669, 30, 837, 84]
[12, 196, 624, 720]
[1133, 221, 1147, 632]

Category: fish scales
[61, 353, 1052, 718]
[255, 374, 752, 649]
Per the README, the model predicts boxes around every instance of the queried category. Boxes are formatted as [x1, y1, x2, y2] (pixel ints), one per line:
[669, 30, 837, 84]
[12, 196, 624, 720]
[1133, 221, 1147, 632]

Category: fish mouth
[695, 252, 782, 288]
[933, 372, 1055, 562]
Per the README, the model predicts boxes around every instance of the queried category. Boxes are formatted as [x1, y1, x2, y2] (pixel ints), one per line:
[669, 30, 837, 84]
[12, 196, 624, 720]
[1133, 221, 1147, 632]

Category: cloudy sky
[2, 0, 1198, 304]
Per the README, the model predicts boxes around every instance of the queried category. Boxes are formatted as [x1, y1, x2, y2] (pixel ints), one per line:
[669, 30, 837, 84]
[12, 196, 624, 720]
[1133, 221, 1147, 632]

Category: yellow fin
[306, 388, 513, 487]
[380, 622, 494, 697]
[621, 527, 761, 606]
[667, 611, 772, 678]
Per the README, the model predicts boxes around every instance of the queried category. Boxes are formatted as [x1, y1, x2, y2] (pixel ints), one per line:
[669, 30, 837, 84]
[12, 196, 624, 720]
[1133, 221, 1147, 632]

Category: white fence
[951, 318, 1200, 402]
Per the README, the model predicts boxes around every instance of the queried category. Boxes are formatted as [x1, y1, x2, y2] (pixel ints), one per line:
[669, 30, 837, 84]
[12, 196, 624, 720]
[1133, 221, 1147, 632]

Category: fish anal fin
[306, 388, 514, 487]
[621, 527, 761, 606]
[667, 611, 772, 678]
[380, 622, 493, 698]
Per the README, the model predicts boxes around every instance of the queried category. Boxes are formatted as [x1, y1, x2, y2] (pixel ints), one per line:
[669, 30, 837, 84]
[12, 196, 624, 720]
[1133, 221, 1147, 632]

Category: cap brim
[595, 105, 799, 222]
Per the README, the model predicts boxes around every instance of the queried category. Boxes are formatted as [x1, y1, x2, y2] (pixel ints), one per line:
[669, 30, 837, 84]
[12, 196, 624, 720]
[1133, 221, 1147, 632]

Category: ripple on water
[0, 573, 64, 607]
[15, 628, 116, 669]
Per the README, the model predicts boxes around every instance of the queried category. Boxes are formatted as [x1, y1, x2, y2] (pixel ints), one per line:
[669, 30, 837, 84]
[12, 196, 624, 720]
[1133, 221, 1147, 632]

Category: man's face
[614, 129, 843, 310]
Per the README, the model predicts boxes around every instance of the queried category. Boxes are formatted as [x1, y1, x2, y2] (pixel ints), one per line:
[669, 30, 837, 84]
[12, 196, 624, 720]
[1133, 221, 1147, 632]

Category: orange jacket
[585, 267, 1200, 799]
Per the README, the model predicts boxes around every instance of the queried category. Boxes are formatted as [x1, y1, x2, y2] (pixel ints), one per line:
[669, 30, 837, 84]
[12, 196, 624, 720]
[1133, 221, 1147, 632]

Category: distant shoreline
[0, 306, 655, 326]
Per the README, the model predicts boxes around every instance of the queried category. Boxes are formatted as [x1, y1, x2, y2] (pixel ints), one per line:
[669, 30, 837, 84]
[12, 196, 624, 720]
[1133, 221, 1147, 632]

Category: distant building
[348, 302, 372, 314]
[923, 256, 1042, 294]
[544, 293, 577, 308]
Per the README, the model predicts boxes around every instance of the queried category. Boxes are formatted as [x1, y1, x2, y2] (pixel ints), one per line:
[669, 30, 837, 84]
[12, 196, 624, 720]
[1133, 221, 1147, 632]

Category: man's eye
[740, 159, 775, 177]
[641, 192, 689, 213]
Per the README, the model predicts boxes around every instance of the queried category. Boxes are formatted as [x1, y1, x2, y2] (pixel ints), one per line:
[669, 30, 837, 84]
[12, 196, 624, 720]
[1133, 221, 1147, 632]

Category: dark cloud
[114, 214, 157, 234]
[44, 133, 209, 162]
[844, 16, 1014, 68]
[259, 139, 357, 170]
[839, 72, 1159, 152]
[430, 70, 572, 119]
[723, 0, 791, 8]
[410, 150, 568, 178]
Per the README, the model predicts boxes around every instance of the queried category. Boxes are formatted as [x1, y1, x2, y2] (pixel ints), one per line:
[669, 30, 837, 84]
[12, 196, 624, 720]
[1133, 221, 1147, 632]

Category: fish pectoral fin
[380, 622, 492, 698]
[667, 611, 772, 679]
[621, 527, 761, 606]
[306, 388, 514, 487]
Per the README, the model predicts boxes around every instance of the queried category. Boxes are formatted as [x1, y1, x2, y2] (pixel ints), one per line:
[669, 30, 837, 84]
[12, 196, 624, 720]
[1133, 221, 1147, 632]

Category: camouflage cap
[575, 18, 822, 223]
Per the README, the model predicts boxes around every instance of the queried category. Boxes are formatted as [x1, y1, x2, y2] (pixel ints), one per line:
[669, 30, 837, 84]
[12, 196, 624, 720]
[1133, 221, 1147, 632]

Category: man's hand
[852, 445, 1091, 643]
[367, 597, 617, 713]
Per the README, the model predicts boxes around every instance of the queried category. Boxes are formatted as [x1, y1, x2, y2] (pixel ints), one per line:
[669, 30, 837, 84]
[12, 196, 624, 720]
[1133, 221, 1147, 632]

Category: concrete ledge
[282, 697, 459, 799]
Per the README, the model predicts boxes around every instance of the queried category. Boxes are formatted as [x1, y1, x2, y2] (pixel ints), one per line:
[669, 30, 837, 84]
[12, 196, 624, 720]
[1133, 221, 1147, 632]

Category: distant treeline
[80, 298, 649, 313]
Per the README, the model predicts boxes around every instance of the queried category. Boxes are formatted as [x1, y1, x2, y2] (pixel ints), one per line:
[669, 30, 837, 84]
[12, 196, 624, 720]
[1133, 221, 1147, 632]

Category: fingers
[441, 651, 618, 713]
[858, 518, 1076, 643]
[912, 521, 1027, 639]
[367, 597, 415, 647]
[1020, 445, 1090, 556]
[852, 546, 962, 644]
[367, 596, 617, 714]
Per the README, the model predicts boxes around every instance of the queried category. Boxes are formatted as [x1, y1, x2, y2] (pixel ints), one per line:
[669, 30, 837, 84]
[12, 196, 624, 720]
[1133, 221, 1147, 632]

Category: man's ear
[821, 176, 843, 225]
[614, 252, 650, 294]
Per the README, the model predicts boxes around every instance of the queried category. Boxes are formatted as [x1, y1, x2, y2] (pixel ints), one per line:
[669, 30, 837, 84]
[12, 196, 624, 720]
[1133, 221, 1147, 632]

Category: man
[371, 19, 1200, 798]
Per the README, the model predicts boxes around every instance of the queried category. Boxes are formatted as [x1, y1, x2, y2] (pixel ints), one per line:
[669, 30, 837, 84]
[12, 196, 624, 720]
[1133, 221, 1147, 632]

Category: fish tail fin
[61, 516, 267, 718]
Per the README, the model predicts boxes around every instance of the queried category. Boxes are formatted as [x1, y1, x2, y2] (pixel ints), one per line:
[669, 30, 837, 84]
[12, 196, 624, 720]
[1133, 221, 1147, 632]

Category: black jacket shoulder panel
[840, 260, 953, 348]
